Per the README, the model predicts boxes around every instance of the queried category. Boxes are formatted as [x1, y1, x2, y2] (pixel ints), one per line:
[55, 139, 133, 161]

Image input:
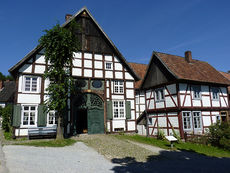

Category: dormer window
[192, 85, 201, 99]
[105, 62, 112, 70]
[211, 87, 219, 100]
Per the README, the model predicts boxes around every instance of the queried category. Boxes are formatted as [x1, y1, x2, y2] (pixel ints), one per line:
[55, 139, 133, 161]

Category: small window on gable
[211, 87, 219, 100]
[105, 62, 112, 70]
[24, 76, 38, 92]
[192, 85, 201, 99]
[155, 88, 164, 102]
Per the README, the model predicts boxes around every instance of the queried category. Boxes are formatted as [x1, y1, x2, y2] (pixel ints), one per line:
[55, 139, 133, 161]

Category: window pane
[30, 112, 35, 125]
[114, 109, 118, 118]
[23, 112, 29, 125]
[24, 106, 29, 110]
[120, 109, 124, 118]
[30, 106, 35, 111]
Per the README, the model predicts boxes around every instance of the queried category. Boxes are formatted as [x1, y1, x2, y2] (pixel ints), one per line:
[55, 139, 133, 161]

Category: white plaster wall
[220, 97, 227, 107]
[104, 55, 112, 61]
[18, 75, 23, 92]
[107, 122, 111, 132]
[19, 64, 32, 73]
[106, 88, 110, 98]
[105, 71, 113, 78]
[193, 100, 201, 107]
[111, 95, 124, 100]
[158, 117, 167, 127]
[73, 52, 82, 58]
[114, 56, 119, 62]
[72, 68, 82, 76]
[18, 94, 40, 104]
[73, 58, 82, 67]
[126, 89, 134, 98]
[84, 69, 92, 77]
[127, 121, 135, 131]
[168, 117, 179, 127]
[165, 97, 176, 107]
[84, 60, 92, 68]
[156, 102, 164, 109]
[131, 110, 135, 119]
[220, 87, 227, 96]
[137, 125, 146, 136]
[94, 54, 102, 60]
[125, 72, 134, 80]
[94, 61, 103, 69]
[202, 96, 211, 107]
[202, 111, 210, 115]
[84, 53, 92, 59]
[115, 63, 122, 71]
[94, 70, 103, 78]
[126, 81, 134, 88]
[34, 65, 45, 74]
[202, 116, 211, 126]
[140, 97, 145, 104]
[35, 55, 45, 64]
[149, 99, 154, 109]
[15, 129, 28, 136]
[140, 105, 145, 112]
[212, 100, 220, 107]
[184, 96, 192, 107]
[115, 72, 123, 79]
[112, 120, 126, 131]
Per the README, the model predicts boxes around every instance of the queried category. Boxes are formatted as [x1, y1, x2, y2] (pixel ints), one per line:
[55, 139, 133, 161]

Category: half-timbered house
[136, 51, 230, 138]
[9, 7, 140, 137]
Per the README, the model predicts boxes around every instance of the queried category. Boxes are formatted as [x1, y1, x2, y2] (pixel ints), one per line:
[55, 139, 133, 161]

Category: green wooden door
[88, 108, 104, 134]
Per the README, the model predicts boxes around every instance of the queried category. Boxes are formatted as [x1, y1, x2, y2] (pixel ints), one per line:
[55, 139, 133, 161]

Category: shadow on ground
[111, 149, 230, 173]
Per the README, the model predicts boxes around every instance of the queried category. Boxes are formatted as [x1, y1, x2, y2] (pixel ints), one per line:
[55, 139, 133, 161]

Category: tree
[39, 23, 79, 139]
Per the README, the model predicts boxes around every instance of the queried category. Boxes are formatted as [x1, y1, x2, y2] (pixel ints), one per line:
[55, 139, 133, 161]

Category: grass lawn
[14, 138, 76, 147]
[114, 134, 230, 158]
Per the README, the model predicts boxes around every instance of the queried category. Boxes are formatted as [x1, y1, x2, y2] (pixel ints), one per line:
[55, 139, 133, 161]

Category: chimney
[185, 51, 192, 63]
[0, 81, 3, 90]
[65, 14, 72, 21]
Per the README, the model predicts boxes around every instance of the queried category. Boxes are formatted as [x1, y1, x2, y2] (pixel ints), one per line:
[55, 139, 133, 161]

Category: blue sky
[0, 0, 229, 75]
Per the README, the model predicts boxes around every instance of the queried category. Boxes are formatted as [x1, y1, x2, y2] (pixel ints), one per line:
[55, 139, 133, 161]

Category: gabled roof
[141, 51, 230, 89]
[128, 62, 148, 89]
[219, 71, 230, 93]
[9, 7, 140, 81]
[0, 81, 16, 103]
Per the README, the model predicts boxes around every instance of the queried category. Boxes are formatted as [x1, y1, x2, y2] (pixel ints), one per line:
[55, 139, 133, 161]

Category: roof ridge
[154, 51, 210, 64]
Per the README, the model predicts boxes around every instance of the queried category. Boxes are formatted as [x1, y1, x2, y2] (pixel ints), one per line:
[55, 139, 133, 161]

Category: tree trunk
[56, 114, 64, 140]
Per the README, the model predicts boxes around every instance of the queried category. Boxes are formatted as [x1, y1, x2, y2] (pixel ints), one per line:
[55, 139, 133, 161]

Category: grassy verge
[114, 134, 230, 158]
[15, 138, 76, 147]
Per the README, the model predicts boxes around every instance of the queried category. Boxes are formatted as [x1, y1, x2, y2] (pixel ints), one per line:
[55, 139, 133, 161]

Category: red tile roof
[155, 52, 230, 85]
[128, 62, 148, 89]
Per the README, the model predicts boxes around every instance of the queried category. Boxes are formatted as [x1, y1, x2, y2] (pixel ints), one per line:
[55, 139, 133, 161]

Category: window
[193, 112, 202, 129]
[192, 85, 201, 99]
[114, 81, 124, 94]
[105, 62, 112, 70]
[113, 101, 125, 119]
[182, 112, 192, 130]
[24, 76, 38, 92]
[22, 105, 37, 126]
[47, 111, 57, 125]
[211, 87, 219, 100]
[155, 88, 164, 101]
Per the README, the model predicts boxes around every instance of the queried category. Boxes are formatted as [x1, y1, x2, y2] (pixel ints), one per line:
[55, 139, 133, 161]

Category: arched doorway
[73, 93, 104, 134]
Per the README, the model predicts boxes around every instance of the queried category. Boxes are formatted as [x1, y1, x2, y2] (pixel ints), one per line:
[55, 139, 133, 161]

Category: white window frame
[192, 85, 201, 100]
[182, 111, 192, 131]
[105, 62, 113, 70]
[47, 111, 57, 127]
[211, 87, 219, 100]
[155, 88, 164, 102]
[192, 111, 202, 130]
[113, 100, 126, 119]
[21, 104, 38, 127]
[23, 75, 40, 93]
[114, 80, 124, 94]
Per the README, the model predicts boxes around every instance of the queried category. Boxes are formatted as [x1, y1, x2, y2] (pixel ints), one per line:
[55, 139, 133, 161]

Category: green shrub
[157, 128, 165, 140]
[2, 105, 13, 132]
[208, 121, 230, 150]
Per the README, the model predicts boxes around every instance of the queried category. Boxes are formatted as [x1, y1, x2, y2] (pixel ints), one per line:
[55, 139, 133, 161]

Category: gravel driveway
[3, 142, 118, 173]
